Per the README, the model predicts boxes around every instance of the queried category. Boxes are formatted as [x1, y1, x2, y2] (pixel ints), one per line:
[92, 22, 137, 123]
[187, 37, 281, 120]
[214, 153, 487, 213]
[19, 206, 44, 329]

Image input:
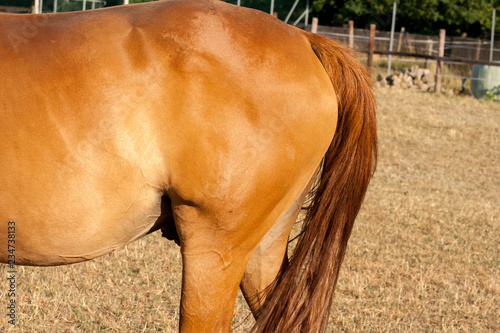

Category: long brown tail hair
[251, 32, 377, 332]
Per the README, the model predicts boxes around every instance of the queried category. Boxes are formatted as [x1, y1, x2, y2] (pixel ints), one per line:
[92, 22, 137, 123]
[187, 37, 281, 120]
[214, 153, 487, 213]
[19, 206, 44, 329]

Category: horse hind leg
[167, 166, 317, 332]
[240, 167, 319, 317]
[168, 192, 272, 332]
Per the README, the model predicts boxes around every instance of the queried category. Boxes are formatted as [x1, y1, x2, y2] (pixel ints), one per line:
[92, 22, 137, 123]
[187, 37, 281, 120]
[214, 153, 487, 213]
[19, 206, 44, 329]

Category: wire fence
[307, 24, 500, 95]
[313, 26, 500, 63]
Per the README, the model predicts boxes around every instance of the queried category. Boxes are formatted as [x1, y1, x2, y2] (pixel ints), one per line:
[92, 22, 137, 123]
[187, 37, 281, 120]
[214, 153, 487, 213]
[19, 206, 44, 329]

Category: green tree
[311, 0, 499, 37]
[2, 0, 497, 37]
[0, 0, 32, 7]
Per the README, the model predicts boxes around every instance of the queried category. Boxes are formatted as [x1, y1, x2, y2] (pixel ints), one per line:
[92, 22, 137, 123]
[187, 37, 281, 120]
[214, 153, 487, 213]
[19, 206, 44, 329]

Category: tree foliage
[311, 0, 500, 38]
[0, 0, 32, 7]
[1, 0, 498, 38]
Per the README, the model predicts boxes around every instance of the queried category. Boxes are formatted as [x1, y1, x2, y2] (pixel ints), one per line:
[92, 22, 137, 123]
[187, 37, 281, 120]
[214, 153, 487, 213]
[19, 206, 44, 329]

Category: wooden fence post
[348, 20, 354, 49]
[397, 27, 405, 52]
[367, 24, 376, 74]
[424, 39, 433, 68]
[435, 29, 446, 93]
[33, 0, 40, 13]
[476, 39, 482, 60]
[311, 17, 318, 34]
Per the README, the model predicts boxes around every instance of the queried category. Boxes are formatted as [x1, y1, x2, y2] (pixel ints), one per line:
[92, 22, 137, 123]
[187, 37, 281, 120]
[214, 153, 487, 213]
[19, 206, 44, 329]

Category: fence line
[365, 50, 500, 67]
[310, 23, 500, 64]
[315, 23, 500, 93]
[320, 31, 500, 53]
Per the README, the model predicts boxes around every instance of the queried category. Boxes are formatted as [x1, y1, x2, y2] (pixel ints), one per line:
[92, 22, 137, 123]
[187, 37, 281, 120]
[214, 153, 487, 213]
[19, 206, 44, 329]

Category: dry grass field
[1, 88, 498, 332]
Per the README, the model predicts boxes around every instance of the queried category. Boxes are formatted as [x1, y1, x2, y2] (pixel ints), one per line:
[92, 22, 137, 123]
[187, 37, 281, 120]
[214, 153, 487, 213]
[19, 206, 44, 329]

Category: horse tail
[251, 32, 377, 332]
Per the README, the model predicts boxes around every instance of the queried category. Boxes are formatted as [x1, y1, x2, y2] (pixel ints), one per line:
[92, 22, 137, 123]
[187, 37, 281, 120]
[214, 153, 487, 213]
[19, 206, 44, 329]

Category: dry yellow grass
[329, 88, 499, 332]
[1, 88, 498, 332]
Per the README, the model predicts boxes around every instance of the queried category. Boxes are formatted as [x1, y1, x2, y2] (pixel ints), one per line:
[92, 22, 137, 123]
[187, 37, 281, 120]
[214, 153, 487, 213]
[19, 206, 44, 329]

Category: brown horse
[0, 0, 376, 331]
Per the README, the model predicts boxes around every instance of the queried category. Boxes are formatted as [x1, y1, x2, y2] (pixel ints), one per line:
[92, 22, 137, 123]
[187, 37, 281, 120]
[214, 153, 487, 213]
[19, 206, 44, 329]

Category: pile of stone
[375, 65, 435, 92]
